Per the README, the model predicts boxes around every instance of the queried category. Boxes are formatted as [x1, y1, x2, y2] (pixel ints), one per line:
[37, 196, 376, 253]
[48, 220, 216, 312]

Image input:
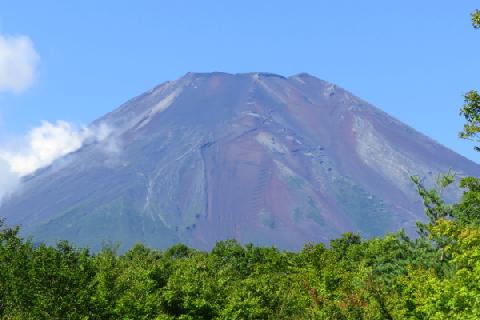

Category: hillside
[1, 72, 478, 251]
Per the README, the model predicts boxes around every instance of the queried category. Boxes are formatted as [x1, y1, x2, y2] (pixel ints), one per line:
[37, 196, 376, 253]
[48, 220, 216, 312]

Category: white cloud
[0, 121, 114, 202]
[1, 121, 87, 176]
[0, 34, 39, 93]
[0, 121, 112, 177]
[0, 158, 19, 203]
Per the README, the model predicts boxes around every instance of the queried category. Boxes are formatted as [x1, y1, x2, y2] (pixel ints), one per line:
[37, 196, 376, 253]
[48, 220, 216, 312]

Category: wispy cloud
[0, 121, 114, 202]
[1, 121, 91, 176]
[0, 33, 39, 93]
[0, 158, 20, 204]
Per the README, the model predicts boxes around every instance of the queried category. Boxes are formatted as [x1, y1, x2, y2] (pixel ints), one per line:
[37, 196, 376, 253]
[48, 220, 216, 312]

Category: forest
[1, 9, 480, 320]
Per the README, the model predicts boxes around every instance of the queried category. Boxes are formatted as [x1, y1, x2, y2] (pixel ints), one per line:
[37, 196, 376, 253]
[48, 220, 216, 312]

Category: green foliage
[0, 217, 465, 319]
[0, 217, 435, 319]
[460, 90, 480, 151]
[472, 9, 480, 28]
[455, 176, 480, 225]
[458, 10, 480, 150]
[410, 172, 456, 241]
[396, 220, 480, 319]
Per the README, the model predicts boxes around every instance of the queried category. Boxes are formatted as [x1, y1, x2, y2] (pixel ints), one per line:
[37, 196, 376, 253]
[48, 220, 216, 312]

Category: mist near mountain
[1, 72, 478, 251]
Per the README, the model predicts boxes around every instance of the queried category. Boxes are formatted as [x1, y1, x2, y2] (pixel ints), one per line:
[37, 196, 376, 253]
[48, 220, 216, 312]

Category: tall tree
[459, 10, 480, 150]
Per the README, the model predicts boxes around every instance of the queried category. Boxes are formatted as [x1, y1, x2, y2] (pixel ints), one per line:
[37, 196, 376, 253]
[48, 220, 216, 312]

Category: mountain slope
[1, 72, 478, 251]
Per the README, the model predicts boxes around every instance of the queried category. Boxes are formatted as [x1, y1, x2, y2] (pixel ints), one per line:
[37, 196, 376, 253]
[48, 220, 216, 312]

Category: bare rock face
[1, 72, 478, 251]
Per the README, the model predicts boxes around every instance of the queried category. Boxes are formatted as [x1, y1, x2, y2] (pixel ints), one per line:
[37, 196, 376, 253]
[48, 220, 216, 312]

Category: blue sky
[0, 1, 479, 162]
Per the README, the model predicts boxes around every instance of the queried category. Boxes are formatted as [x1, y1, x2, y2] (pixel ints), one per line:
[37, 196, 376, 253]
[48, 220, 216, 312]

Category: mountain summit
[2, 72, 479, 251]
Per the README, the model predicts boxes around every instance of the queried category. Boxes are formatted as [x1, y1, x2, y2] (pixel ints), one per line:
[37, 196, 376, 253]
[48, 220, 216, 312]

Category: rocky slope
[1, 72, 478, 251]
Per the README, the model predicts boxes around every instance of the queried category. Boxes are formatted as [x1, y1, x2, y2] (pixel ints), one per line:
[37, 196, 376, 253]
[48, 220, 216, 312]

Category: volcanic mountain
[1, 72, 479, 251]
